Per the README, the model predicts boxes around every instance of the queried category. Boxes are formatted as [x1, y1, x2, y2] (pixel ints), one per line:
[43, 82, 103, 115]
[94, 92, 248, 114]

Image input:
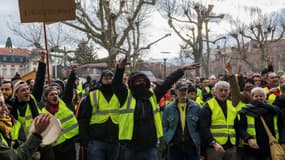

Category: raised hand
[181, 63, 200, 71]
[33, 114, 50, 135]
[117, 55, 128, 69]
[266, 56, 272, 66]
[224, 59, 232, 75]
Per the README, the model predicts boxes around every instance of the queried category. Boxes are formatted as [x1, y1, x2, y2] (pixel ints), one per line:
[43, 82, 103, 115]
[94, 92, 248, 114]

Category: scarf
[239, 101, 280, 117]
[0, 116, 12, 138]
[45, 102, 59, 115]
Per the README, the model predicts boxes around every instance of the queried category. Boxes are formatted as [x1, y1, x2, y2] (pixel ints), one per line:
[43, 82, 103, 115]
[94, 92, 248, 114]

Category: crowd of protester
[0, 53, 285, 160]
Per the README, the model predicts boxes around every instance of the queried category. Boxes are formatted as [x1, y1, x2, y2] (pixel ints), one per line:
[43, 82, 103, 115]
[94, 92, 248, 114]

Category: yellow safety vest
[197, 88, 202, 99]
[208, 98, 236, 145]
[264, 86, 280, 104]
[0, 133, 8, 146]
[89, 90, 120, 125]
[243, 115, 279, 144]
[195, 97, 204, 107]
[17, 95, 41, 138]
[235, 101, 245, 112]
[42, 99, 79, 147]
[205, 86, 211, 94]
[119, 90, 163, 140]
[77, 83, 85, 97]
[10, 120, 21, 141]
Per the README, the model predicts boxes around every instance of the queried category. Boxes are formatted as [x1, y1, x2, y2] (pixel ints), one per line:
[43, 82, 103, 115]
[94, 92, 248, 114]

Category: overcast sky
[0, 0, 285, 59]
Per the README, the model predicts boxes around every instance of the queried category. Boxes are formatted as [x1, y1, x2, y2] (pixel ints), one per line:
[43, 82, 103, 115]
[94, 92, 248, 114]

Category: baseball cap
[175, 82, 188, 90]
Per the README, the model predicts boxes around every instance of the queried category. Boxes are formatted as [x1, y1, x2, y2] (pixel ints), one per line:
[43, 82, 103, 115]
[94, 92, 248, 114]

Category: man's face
[0, 95, 9, 118]
[101, 75, 113, 85]
[243, 83, 254, 99]
[45, 89, 59, 105]
[208, 76, 217, 86]
[214, 85, 230, 101]
[175, 88, 188, 102]
[133, 76, 147, 86]
[201, 80, 208, 88]
[253, 76, 261, 87]
[267, 72, 278, 87]
[279, 75, 285, 84]
[188, 92, 197, 100]
[15, 84, 31, 102]
[1, 83, 13, 100]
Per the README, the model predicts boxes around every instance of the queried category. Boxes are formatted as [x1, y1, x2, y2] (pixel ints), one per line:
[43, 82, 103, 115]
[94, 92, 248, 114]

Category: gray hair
[251, 87, 266, 96]
[213, 81, 230, 91]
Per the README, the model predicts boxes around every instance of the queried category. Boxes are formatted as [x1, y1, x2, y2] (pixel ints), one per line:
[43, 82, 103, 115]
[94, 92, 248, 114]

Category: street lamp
[163, 58, 167, 79]
[160, 52, 171, 79]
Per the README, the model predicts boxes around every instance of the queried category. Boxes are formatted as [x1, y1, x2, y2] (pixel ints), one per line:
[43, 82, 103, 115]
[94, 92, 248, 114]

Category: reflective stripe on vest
[119, 90, 163, 140]
[208, 98, 236, 145]
[89, 90, 120, 124]
[17, 94, 41, 138]
[42, 99, 79, 146]
[243, 115, 279, 144]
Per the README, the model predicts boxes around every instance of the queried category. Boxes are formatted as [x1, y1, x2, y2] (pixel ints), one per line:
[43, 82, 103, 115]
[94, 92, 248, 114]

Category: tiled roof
[0, 48, 31, 55]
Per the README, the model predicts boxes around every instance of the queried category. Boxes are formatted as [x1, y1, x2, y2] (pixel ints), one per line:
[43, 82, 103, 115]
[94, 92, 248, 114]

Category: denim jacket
[162, 99, 200, 152]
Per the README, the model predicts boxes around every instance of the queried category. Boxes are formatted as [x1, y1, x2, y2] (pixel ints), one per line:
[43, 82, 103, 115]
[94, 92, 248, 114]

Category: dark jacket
[78, 73, 118, 145]
[199, 98, 239, 149]
[112, 67, 185, 149]
[11, 61, 46, 131]
[9, 62, 54, 160]
[238, 102, 285, 157]
[62, 70, 77, 113]
[202, 85, 213, 102]
[0, 133, 42, 160]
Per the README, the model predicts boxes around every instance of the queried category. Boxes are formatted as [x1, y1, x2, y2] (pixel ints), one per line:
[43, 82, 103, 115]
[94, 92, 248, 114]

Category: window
[2, 69, 7, 76]
[3, 56, 7, 61]
[10, 69, 15, 76]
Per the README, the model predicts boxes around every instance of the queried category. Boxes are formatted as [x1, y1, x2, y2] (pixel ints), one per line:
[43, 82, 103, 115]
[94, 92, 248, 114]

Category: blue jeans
[86, 140, 119, 160]
[122, 146, 158, 160]
[167, 144, 199, 160]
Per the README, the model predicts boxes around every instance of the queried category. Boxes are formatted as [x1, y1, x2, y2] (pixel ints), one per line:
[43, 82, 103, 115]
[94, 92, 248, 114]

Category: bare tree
[228, 8, 285, 71]
[63, 0, 159, 69]
[8, 21, 87, 65]
[8, 23, 43, 48]
[158, 0, 224, 76]
[240, 8, 285, 67]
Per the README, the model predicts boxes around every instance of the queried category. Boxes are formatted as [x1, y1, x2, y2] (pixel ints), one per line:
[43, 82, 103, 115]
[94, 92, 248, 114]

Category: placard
[19, 0, 76, 23]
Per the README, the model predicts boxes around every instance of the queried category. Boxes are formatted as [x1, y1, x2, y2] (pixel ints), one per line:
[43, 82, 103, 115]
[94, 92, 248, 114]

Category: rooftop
[0, 48, 31, 55]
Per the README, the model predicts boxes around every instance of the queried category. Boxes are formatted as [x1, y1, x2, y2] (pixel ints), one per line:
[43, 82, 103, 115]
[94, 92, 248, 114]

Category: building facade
[0, 48, 52, 80]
